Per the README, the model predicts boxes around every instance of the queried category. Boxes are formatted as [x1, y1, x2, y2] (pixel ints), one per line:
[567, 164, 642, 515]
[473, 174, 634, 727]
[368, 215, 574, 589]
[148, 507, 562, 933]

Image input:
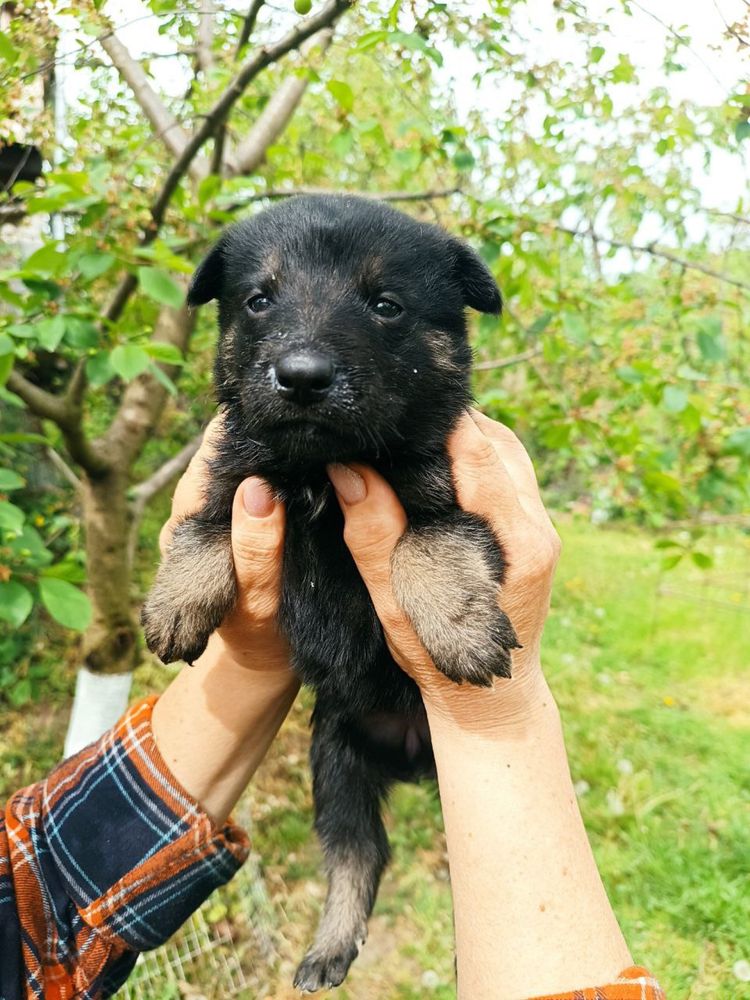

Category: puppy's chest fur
[234, 434, 457, 722]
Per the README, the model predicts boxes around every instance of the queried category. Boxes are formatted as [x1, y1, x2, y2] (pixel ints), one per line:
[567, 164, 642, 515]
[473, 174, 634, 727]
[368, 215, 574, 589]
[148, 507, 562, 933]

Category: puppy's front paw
[141, 518, 236, 665]
[293, 942, 359, 993]
[391, 519, 520, 686]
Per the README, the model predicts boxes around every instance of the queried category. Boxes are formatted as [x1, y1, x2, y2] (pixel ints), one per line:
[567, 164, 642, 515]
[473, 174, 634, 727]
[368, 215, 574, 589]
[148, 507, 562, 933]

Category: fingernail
[243, 477, 275, 517]
[327, 463, 367, 504]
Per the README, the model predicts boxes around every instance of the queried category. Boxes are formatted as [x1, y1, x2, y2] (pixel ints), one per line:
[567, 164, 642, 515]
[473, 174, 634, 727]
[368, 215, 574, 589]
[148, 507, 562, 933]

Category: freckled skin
[141, 194, 517, 991]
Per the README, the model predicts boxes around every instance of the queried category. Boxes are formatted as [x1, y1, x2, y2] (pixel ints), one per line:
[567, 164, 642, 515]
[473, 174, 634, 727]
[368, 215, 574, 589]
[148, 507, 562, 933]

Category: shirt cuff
[39, 694, 250, 951]
[529, 966, 666, 999]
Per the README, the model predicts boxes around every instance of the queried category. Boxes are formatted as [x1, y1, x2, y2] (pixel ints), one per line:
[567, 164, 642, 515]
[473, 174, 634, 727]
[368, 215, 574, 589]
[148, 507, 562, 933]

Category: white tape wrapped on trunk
[63, 667, 133, 759]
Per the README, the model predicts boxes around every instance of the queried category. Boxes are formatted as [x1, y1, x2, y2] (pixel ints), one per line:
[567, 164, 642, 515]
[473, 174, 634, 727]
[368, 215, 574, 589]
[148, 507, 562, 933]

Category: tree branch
[131, 432, 203, 511]
[236, 0, 266, 55]
[229, 30, 334, 177]
[46, 446, 82, 491]
[196, 0, 217, 75]
[127, 431, 204, 564]
[102, 0, 352, 327]
[151, 0, 352, 226]
[7, 370, 68, 424]
[7, 368, 110, 475]
[474, 347, 543, 372]
[98, 28, 208, 181]
[222, 186, 460, 214]
[555, 224, 750, 293]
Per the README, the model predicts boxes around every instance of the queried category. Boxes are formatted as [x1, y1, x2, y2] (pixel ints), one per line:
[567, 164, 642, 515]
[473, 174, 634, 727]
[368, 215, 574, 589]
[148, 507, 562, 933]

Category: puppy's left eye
[246, 294, 273, 314]
[372, 298, 403, 320]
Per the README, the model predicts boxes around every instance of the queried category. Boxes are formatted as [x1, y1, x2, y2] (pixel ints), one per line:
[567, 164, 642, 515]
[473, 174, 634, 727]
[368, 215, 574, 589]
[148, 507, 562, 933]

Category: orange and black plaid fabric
[530, 966, 666, 999]
[0, 695, 664, 999]
[0, 695, 249, 999]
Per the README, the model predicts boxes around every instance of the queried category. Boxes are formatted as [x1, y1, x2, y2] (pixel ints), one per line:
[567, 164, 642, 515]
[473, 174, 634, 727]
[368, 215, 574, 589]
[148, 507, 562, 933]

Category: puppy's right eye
[246, 294, 272, 314]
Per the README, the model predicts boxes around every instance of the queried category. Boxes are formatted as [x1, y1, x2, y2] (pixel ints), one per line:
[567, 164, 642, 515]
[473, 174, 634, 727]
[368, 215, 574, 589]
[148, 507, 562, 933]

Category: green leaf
[0, 333, 14, 355]
[562, 312, 587, 345]
[0, 353, 13, 387]
[78, 252, 115, 280]
[110, 344, 151, 382]
[39, 578, 92, 631]
[662, 386, 688, 413]
[724, 427, 750, 457]
[528, 312, 553, 338]
[145, 342, 185, 365]
[389, 31, 443, 66]
[86, 351, 115, 387]
[654, 538, 681, 550]
[0, 501, 25, 533]
[0, 582, 33, 627]
[36, 314, 66, 351]
[149, 361, 178, 396]
[197, 175, 222, 207]
[23, 243, 66, 276]
[661, 554, 683, 571]
[8, 678, 33, 707]
[327, 80, 354, 112]
[138, 267, 184, 308]
[0, 30, 19, 65]
[696, 322, 724, 361]
[41, 560, 86, 583]
[735, 121, 750, 143]
[691, 551, 713, 569]
[0, 469, 25, 491]
[453, 149, 475, 170]
[63, 317, 99, 349]
[612, 53, 636, 84]
[644, 471, 682, 496]
[591, 45, 605, 63]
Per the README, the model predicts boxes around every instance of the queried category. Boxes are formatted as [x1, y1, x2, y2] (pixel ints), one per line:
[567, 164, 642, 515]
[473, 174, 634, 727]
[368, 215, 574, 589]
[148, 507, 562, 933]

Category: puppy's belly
[348, 705, 434, 780]
[280, 499, 421, 715]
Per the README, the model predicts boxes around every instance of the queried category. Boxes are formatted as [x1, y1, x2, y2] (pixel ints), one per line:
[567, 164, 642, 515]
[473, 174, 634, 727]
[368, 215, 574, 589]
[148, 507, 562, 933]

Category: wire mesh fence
[119, 817, 278, 1000]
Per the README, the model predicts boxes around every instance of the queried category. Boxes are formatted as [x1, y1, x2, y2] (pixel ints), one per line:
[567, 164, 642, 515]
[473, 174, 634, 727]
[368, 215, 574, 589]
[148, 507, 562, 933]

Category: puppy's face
[189, 195, 500, 466]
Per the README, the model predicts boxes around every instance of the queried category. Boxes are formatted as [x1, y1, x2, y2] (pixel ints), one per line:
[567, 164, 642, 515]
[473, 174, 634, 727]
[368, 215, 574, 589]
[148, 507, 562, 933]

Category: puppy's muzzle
[273, 350, 335, 405]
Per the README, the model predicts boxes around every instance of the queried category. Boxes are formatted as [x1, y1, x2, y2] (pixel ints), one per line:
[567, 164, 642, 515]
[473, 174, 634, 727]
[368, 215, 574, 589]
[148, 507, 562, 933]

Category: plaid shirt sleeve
[530, 966, 666, 999]
[0, 694, 249, 1000]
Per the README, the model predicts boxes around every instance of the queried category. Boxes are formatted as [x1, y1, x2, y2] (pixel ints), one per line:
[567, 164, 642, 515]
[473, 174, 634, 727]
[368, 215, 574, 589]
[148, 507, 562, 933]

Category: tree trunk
[64, 469, 137, 756]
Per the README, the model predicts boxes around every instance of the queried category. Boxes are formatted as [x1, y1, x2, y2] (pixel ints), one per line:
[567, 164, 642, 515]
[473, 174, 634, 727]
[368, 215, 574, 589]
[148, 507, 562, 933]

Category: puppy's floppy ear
[187, 237, 226, 307]
[453, 241, 502, 315]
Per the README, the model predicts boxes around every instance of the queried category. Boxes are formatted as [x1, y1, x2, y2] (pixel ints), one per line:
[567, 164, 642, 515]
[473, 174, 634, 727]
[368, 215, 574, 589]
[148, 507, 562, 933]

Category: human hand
[327, 410, 561, 732]
[159, 416, 291, 675]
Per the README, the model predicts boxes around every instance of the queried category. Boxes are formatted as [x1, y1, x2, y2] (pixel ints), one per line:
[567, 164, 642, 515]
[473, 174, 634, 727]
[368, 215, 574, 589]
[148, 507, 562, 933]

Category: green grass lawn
[2, 518, 749, 998]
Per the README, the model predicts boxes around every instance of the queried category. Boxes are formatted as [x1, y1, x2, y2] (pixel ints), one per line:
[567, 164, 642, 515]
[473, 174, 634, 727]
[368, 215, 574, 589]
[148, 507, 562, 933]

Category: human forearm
[426, 673, 631, 1000]
[152, 633, 299, 826]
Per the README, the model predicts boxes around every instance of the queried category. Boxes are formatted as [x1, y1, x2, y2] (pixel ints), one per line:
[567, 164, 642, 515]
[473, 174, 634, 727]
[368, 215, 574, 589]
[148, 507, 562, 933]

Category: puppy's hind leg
[294, 714, 390, 994]
[141, 516, 237, 665]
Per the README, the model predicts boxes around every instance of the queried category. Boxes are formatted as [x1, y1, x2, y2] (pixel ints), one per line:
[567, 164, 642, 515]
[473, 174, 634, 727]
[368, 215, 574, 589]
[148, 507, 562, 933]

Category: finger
[229, 477, 285, 620]
[447, 412, 523, 521]
[160, 416, 224, 554]
[469, 410, 539, 492]
[469, 410, 554, 526]
[326, 462, 409, 630]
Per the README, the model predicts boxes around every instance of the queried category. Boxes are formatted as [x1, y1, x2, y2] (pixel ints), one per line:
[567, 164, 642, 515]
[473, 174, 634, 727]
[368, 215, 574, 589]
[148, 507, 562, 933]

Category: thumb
[326, 463, 407, 619]
[230, 477, 285, 618]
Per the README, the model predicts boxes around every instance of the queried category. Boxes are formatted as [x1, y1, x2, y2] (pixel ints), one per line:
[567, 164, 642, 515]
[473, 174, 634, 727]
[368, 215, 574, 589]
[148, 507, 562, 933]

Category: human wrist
[422, 654, 557, 742]
[206, 628, 295, 679]
[153, 635, 299, 826]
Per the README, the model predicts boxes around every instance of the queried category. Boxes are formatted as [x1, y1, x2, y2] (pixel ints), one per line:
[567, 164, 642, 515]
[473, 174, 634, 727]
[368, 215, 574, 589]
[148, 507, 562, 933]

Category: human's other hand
[327, 410, 561, 732]
[159, 416, 291, 674]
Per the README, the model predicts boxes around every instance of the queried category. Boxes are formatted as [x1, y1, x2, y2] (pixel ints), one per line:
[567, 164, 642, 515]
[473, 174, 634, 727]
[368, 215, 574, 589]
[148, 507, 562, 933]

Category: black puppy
[141, 194, 519, 992]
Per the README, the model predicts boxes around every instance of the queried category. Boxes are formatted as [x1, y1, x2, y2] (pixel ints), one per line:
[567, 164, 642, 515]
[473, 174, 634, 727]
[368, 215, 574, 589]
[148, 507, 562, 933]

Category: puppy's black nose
[274, 351, 335, 402]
